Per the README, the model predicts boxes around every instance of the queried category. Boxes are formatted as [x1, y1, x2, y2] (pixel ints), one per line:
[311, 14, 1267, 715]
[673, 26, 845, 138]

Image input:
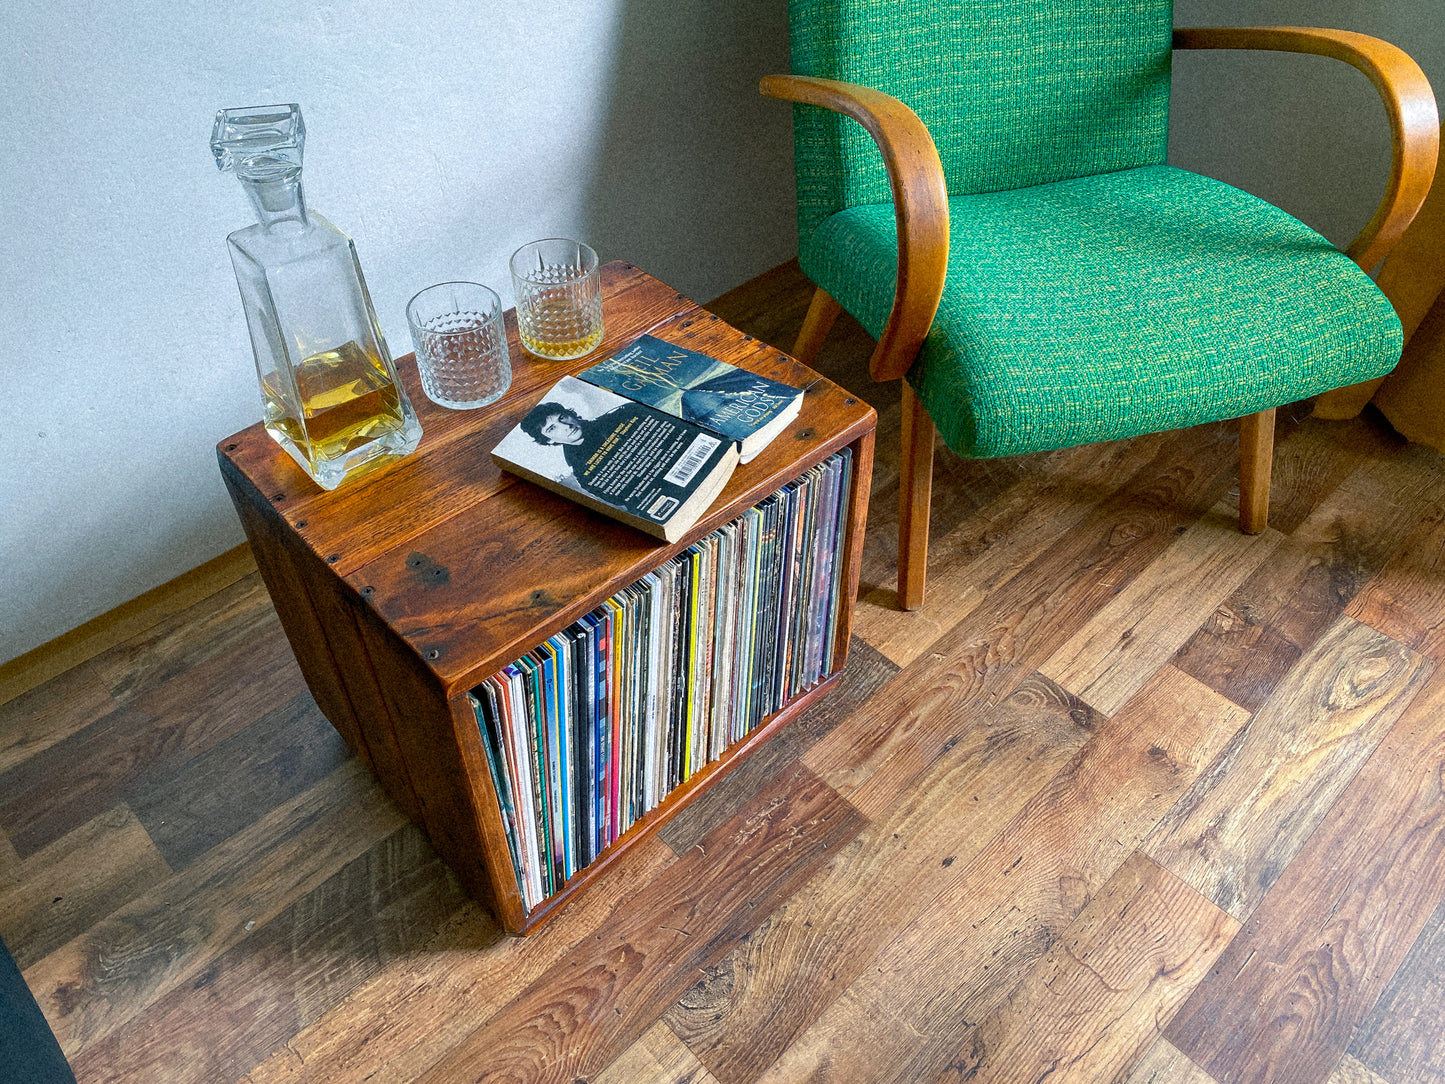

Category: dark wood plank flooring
[5, 260, 1445, 1083]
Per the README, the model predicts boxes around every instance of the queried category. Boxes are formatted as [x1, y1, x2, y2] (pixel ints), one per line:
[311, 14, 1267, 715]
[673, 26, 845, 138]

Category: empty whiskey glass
[406, 282, 513, 410]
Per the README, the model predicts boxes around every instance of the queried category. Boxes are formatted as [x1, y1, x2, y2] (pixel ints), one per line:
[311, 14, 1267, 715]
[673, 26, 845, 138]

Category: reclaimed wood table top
[218, 262, 876, 699]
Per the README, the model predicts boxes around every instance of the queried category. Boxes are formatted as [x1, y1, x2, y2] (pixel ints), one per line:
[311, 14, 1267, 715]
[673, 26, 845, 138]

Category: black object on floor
[0, 934, 75, 1084]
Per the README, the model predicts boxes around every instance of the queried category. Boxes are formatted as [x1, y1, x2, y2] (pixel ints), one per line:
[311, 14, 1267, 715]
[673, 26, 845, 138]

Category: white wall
[3, 1, 1439, 666]
[0, 0, 797, 664]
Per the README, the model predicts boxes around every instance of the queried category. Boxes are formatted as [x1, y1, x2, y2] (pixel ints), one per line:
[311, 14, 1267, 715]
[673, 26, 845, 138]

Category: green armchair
[763, 2, 1438, 611]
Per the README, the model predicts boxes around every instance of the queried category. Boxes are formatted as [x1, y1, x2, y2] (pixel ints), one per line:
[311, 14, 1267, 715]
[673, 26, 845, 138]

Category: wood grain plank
[291, 541, 425, 824]
[67, 824, 467, 1084]
[0, 619, 307, 859]
[933, 853, 1238, 1084]
[665, 674, 1096, 1083]
[24, 760, 407, 1057]
[413, 761, 866, 1084]
[594, 1020, 723, 1084]
[0, 659, 114, 775]
[1329, 1054, 1395, 1084]
[853, 432, 1169, 667]
[1164, 663, 1445, 1084]
[0, 827, 17, 884]
[805, 421, 1242, 821]
[243, 843, 676, 1084]
[657, 635, 898, 856]
[1347, 879, 1445, 1080]
[1122, 1037, 1223, 1084]
[347, 610, 508, 924]
[128, 690, 351, 870]
[1174, 612, 1303, 718]
[1040, 501, 1283, 716]
[1176, 450, 1445, 712]
[1254, 405, 1408, 537]
[759, 666, 1249, 1084]
[1348, 499, 1445, 661]
[0, 543, 257, 707]
[859, 436, 1035, 601]
[0, 805, 170, 971]
[87, 571, 279, 706]
[1143, 615, 1430, 921]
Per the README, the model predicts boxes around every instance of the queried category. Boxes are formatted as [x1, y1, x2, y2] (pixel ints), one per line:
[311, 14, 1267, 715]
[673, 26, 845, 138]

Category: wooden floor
[6, 261, 1445, 1083]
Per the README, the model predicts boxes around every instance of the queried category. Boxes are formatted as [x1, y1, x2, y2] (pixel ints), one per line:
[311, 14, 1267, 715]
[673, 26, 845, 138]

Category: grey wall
[2, 1, 1439, 666]
[0, 0, 797, 664]
[1170, 0, 1444, 250]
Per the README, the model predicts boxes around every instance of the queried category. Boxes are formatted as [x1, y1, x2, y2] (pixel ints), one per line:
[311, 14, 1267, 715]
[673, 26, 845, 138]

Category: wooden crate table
[217, 263, 876, 935]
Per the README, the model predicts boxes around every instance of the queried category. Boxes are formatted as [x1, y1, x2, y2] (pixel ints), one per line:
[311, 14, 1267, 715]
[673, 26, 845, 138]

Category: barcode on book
[664, 433, 722, 487]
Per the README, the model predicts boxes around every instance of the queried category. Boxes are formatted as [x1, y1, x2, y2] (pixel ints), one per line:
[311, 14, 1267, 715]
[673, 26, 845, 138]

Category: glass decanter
[211, 104, 422, 490]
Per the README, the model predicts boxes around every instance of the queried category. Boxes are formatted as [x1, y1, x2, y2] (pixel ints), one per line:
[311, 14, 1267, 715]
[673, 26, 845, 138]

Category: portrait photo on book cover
[510, 379, 626, 490]
[493, 372, 738, 537]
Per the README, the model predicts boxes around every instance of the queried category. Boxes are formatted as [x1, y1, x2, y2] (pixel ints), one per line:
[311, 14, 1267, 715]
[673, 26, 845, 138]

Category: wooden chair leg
[791, 288, 843, 367]
[898, 382, 935, 610]
[1239, 407, 1275, 534]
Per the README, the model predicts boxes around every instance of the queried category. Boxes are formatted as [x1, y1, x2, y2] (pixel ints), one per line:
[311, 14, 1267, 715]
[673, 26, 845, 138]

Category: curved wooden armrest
[1174, 27, 1439, 273]
[760, 74, 950, 382]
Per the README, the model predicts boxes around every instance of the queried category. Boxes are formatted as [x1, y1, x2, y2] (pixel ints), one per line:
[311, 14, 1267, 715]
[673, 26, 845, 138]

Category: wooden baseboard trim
[0, 543, 258, 707]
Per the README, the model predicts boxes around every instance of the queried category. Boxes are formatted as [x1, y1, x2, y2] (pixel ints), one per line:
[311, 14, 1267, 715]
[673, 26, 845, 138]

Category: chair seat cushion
[800, 165, 1403, 458]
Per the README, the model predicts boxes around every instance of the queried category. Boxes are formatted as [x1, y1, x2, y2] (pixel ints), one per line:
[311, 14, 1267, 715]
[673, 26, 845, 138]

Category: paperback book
[492, 375, 740, 543]
[579, 334, 804, 464]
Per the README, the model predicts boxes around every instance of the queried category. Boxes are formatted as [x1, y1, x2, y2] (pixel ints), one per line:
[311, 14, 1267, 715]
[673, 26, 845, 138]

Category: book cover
[566, 622, 596, 868]
[550, 629, 581, 873]
[492, 375, 740, 543]
[579, 334, 803, 463]
[603, 597, 625, 844]
[515, 655, 555, 896]
[533, 645, 569, 884]
[824, 448, 854, 675]
[577, 611, 606, 861]
[501, 666, 545, 906]
[638, 571, 664, 814]
[469, 686, 528, 907]
[647, 566, 674, 809]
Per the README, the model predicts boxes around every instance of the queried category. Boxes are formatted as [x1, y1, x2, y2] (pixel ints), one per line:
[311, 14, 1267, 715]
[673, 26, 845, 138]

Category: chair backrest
[789, 0, 1176, 241]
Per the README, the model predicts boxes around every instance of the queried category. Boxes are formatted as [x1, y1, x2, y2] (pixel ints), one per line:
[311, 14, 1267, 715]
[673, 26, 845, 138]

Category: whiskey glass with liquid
[510, 238, 604, 361]
[211, 104, 422, 490]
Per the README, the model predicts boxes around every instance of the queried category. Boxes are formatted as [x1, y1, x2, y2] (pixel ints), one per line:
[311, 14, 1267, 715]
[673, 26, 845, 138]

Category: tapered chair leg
[898, 382, 935, 610]
[792, 288, 843, 367]
[1239, 407, 1276, 534]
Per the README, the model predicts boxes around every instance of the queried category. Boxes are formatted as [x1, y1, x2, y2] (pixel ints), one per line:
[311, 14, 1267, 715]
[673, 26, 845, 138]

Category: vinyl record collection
[470, 448, 854, 910]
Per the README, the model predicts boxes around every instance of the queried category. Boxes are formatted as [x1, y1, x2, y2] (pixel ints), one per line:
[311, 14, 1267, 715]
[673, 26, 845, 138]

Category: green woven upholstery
[783, 0, 1412, 606]
[789, 0, 1174, 241]
[801, 166, 1403, 457]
